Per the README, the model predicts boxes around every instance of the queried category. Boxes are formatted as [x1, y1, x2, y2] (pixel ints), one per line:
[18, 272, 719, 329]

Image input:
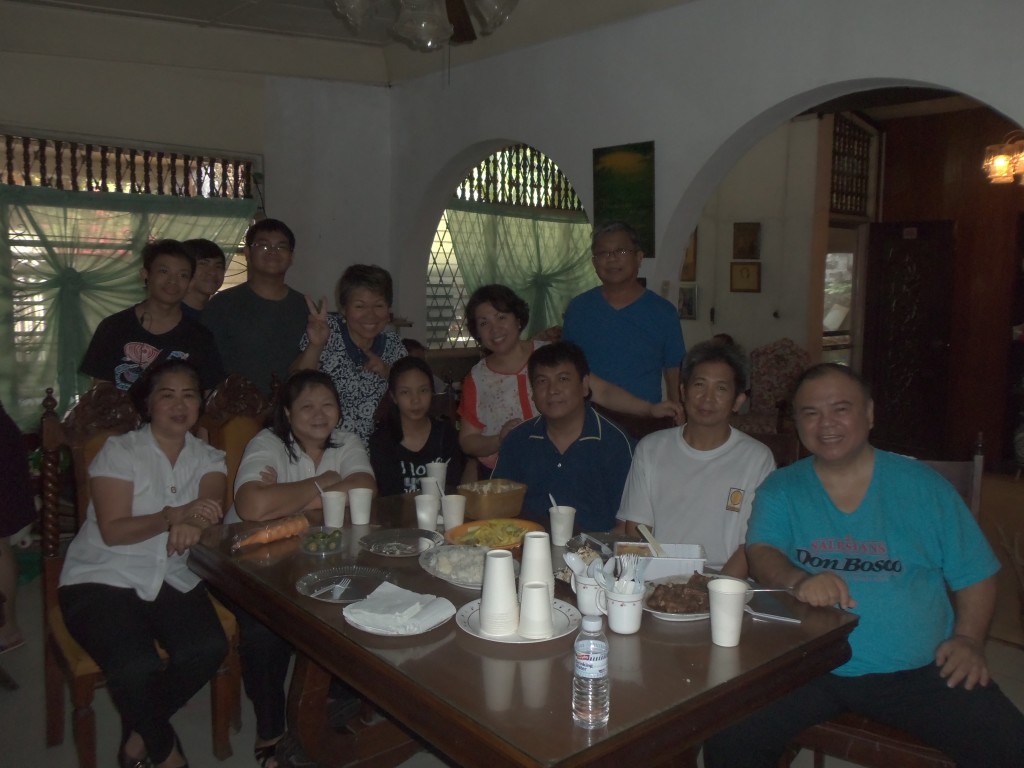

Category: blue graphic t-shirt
[747, 450, 998, 676]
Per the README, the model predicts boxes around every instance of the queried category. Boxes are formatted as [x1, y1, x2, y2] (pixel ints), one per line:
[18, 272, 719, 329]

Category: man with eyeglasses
[203, 218, 309, 396]
[562, 221, 685, 405]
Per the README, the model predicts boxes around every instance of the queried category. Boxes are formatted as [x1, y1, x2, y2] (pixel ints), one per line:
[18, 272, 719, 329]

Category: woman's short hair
[271, 370, 342, 461]
[591, 221, 643, 253]
[141, 239, 195, 277]
[680, 340, 749, 394]
[336, 264, 394, 310]
[128, 359, 202, 422]
[183, 238, 227, 268]
[465, 284, 530, 342]
[245, 218, 296, 250]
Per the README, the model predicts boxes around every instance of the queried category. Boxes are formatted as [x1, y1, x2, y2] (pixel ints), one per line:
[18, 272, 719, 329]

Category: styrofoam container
[636, 543, 706, 582]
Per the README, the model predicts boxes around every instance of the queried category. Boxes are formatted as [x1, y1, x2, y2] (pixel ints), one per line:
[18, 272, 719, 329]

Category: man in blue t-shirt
[562, 221, 685, 405]
[704, 364, 1024, 768]
[492, 342, 635, 533]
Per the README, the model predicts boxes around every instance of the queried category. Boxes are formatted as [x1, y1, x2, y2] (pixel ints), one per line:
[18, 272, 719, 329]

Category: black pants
[59, 582, 227, 764]
[703, 663, 1024, 768]
[217, 593, 293, 741]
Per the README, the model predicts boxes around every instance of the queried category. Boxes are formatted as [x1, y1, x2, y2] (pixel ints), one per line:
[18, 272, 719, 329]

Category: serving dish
[359, 528, 444, 557]
[444, 518, 544, 552]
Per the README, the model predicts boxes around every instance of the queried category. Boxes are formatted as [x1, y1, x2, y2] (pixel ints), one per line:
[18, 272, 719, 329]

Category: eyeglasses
[250, 242, 292, 254]
[593, 247, 636, 260]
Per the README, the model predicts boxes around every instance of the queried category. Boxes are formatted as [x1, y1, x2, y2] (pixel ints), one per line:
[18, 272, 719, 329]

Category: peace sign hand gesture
[304, 295, 330, 348]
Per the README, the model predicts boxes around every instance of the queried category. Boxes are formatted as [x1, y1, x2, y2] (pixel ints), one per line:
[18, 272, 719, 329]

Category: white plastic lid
[581, 615, 603, 632]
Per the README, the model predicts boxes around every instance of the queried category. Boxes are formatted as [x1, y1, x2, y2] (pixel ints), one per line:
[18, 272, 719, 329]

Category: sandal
[254, 743, 277, 768]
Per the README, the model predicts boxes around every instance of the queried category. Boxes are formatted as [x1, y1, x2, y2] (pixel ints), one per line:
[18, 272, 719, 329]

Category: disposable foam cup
[441, 494, 467, 531]
[322, 491, 346, 529]
[571, 574, 601, 616]
[423, 462, 447, 496]
[517, 581, 555, 640]
[518, 531, 554, 604]
[708, 578, 749, 647]
[479, 550, 519, 636]
[597, 587, 644, 634]
[414, 494, 440, 530]
[548, 505, 576, 546]
[348, 488, 373, 525]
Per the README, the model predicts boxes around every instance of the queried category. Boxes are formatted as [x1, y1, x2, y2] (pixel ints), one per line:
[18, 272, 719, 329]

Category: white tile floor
[3, 577, 1022, 768]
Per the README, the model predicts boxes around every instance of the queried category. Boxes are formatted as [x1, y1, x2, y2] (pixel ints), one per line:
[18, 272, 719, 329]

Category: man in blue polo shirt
[492, 342, 635, 533]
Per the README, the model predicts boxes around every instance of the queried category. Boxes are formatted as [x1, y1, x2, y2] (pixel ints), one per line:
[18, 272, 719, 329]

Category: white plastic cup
[517, 581, 555, 639]
[548, 505, 576, 546]
[414, 494, 440, 530]
[423, 462, 447, 496]
[441, 494, 467, 531]
[597, 587, 644, 634]
[708, 578, 749, 647]
[571, 574, 601, 616]
[322, 491, 346, 529]
[348, 488, 373, 525]
[518, 531, 554, 604]
[479, 550, 519, 636]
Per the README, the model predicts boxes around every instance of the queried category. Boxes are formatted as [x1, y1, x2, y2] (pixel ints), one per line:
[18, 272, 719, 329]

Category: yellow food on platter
[444, 518, 544, 550]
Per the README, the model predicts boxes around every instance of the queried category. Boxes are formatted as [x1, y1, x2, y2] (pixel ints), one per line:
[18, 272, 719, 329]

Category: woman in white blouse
[59, 360, 227, 768]
[229, 369, 375, 768]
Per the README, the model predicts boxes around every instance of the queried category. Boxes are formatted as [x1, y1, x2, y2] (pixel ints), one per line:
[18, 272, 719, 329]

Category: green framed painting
[593, 140, 655, 258]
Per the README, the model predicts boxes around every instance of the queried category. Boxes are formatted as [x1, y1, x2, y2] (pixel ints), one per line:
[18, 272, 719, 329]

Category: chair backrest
[592, 404, 676, 441]
[199, 374, 271, 511]
[922, 434, 984, 517]
[39, 384, 140, 608]
[750, 431, 802, 469]
[747, 337, 809, 418]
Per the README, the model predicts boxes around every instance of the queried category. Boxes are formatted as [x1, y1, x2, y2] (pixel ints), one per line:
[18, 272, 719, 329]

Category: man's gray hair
[680, 340, 749, 393]
[591, 221, 643, 253]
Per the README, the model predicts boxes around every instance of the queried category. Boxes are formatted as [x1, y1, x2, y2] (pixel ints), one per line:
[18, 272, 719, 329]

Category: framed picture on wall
[733, 222, 761, 260]
[679, 228, 697, 281]
[677, 284, 697, 320]
[593, 140, 655, 258]
[730, 261, 761, 293]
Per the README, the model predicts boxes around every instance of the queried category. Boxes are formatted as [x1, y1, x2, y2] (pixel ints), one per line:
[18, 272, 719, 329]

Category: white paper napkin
[343, 582, 455, 635]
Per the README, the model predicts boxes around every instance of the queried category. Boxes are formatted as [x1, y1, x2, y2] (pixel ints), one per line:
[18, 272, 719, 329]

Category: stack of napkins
[343, 582, 455, 635]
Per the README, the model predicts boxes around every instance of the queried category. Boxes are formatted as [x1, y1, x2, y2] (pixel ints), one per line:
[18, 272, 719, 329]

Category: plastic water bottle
[572, 615, 610, 728]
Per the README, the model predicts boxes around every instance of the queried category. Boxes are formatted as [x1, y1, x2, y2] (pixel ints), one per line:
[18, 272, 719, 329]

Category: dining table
[189, 496, 858, 768]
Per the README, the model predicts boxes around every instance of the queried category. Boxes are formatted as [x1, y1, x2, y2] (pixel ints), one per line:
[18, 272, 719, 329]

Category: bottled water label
[574, 648, 608, 679]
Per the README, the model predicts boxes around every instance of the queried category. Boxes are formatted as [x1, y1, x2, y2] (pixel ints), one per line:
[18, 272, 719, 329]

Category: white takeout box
[636, 543, 706, 582]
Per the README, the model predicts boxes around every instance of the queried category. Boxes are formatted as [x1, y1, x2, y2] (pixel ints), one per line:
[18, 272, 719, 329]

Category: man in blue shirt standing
[562, 221, 685, 405]
[493, 342, 635, 533]
[704, 363, 1024, 768]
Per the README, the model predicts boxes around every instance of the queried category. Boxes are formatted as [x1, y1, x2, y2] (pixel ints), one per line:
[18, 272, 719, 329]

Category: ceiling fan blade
[446, 0, 477, 44]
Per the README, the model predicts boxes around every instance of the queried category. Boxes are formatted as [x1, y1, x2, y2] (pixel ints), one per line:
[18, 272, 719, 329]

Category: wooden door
[861, 221, 955, 458]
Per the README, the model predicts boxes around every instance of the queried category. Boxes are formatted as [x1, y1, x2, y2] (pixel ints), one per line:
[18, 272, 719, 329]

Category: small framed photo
[677, 285, 697, 320]
[730, 262, 761, 293]
[733, 222, 761, 260]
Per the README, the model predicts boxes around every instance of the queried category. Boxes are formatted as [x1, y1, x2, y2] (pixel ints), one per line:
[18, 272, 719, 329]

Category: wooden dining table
[189, 496, 858, 768]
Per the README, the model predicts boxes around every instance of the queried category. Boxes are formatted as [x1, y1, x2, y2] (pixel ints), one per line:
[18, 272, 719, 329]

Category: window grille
[429, 144, 583, 349]
[830, 115, 871, 217]
[1, 134, 252, 198]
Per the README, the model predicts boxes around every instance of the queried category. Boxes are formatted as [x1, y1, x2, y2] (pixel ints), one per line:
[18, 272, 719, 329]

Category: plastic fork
[310, 577, 351, 599]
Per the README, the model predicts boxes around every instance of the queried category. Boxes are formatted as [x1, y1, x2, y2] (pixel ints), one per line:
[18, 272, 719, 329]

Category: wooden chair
[199, 374, 271, 511]
[40, 384, 241, 768]
[732, 337, 809, 435]
[0, 591, 18, 691]
[778, 439, 985, 768]
[750, 431, 803, 468]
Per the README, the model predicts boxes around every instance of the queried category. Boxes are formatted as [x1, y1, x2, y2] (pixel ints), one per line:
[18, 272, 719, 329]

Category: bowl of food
[298, 526, 345, 556]
[443, 518, 544, 553]
[456, 479, 527, 520]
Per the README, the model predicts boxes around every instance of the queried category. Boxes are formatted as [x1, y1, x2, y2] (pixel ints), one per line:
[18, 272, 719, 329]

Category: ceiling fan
[327, 0, 518, 52]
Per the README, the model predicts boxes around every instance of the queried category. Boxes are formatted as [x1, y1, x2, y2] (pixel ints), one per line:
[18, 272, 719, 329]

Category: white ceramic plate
[456, 598, 581, 644]
[643, 573, 757, 622]
[418, 545, 520, 589]
[295, 566, 390, 604]
[359, 528, 444, 558]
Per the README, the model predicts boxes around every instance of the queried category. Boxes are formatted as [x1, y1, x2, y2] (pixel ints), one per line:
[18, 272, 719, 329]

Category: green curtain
[0, 185, 255, 428]
[446, 202, 598, 338]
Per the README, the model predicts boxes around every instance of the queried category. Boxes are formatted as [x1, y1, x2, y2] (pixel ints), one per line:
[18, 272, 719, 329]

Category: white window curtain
[446, 202, 597, 337]
[0, 184, 255, 428]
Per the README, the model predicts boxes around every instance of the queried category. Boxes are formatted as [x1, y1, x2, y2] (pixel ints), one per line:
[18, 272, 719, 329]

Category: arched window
[425, 144, 597, 348]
